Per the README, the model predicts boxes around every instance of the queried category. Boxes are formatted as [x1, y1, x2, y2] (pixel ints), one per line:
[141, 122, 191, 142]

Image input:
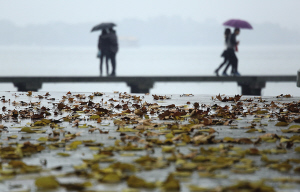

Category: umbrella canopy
[91, 22, 116, 32]
[223, 19, 253, 29]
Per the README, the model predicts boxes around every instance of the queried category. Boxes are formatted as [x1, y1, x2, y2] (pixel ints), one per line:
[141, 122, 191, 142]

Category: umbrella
[91, 22, 116, 32]
[223, 19, 253, 29]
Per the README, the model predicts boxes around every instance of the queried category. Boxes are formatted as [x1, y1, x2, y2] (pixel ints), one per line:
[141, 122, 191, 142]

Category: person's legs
[110, 53, 116, 76]
[235, 57, 239, 75]
[99, 54, 104, 76]
[231, 54, 240, 76]
[104, 55, 109, 76]
[215, 58, 228, 76]
[227, 49, 238, 75]
[222, 62, 231, 76]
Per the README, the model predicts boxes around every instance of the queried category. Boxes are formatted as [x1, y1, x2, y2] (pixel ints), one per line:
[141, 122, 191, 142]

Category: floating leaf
[34, 119, 51, 126]
[35, 176, 59, 189]
[90, 115, 100, 120]
[37, 137, 48, 142]
[78, 124, 90, 128]
[117, 127, 138, 132]
[275, 122, 289, 126]
[162, 174, 180, 191]
[8, 135, 18, 139]
[68, 141, 82, 150]
[189, 185, 212, 192]
[100, 173, 121, 183]
[57, 152, 70, 157]
[20, 127, 36, 133]
[127, 175, 156, 188]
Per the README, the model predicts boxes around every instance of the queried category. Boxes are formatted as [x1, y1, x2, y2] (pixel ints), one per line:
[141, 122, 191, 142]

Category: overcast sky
[1, 0, 300, 31]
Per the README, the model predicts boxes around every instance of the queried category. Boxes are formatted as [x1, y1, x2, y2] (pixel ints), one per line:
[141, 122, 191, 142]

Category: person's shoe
[222, 72, 228, 76]
[109, 73, 116, 77]
[214, 70, 219, 77]
[233, 72, 241, 76]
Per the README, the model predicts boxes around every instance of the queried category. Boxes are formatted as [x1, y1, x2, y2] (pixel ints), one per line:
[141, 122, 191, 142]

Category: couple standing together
[215, 28, 241, 76]
[98, 28, 118, 76]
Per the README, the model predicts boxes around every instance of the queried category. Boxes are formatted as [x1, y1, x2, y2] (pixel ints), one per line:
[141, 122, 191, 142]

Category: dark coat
[228, 33, 238, 50]
[106, 30, 118, 54]
[98, 34, 109, 54]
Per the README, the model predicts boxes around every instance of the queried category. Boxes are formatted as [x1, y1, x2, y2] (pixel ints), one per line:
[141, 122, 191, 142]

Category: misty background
[1, 1, 300, 47]
[0, 16, 300, 47]
[0, 0, 299, 96]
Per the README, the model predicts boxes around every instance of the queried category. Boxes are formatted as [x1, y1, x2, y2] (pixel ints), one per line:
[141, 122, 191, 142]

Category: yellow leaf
[289, 125, 300, 129]
[33, 119, 51, 126]
[189, 185, 211, 192]
[165, 132, 174, 139]
[20, 127, 35, 133]
[223, 137, 235, 142]
[116, 127, 138, 132]
[57, 152, 70, 157]
[101, 173, 121, 183]
[127, 175, 156, 188]
[246, 129, 257, 133]
[89, 147, 100, 151]
[275, 122, 289, 126]
[37, 137, 48, 142]
[68, 141, 82, 150]
[161, 146, 175, 153]
[90, 115, 100, 120]
[280, 138, 290, 143]
[35, 130, 47, 134]
[78, 124, 89, 128]
[173, 171, 192, 177]
[162, 174, 180, 191]
[120, 153, 136, 157]
[8, 135, 18, 139]
[73, 163, 88, 170]
[35, 176, 59, 189]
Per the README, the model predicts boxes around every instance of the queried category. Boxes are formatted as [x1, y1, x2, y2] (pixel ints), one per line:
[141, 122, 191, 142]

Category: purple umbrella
[223, 19, 253, 29]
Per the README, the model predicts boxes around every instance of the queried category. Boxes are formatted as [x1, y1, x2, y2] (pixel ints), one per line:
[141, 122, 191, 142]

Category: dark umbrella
[91, 22, 116, 32]
[223, 19, 253, 29]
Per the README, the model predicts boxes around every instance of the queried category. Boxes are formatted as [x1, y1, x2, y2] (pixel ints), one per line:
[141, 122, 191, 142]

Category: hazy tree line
[0, 16, 299, 47]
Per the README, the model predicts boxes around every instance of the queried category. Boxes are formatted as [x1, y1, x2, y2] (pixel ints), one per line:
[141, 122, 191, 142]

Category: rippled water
[0, 91, 299, 191]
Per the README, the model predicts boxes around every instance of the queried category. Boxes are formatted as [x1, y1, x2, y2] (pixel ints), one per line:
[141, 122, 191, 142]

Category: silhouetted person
[106, 28, 118, 76]
[227, 28, 241, 76]
[215, 28, 231, 76]
[98, 29, 109, 76]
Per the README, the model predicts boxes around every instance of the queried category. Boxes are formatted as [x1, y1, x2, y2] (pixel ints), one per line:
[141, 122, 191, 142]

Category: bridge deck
[0, 75, 296, 83]
[0, 75, 297, 95]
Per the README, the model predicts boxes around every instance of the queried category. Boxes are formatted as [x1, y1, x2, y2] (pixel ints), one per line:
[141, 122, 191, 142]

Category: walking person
[227, 28, 241, 76]
[215, 28, 232, 76]
[106, 28, 119, 76]
[98, 29, 109, 76]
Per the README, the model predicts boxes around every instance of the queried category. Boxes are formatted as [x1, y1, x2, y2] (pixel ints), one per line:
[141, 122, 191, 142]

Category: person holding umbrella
[214, 28, 232, 76]
[227, 28, 240, 76]
[91, 23, 118, 76]
[98, 29, 109, 76]
[222, 19, 253, 76]
[106, 27, 119, 77]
